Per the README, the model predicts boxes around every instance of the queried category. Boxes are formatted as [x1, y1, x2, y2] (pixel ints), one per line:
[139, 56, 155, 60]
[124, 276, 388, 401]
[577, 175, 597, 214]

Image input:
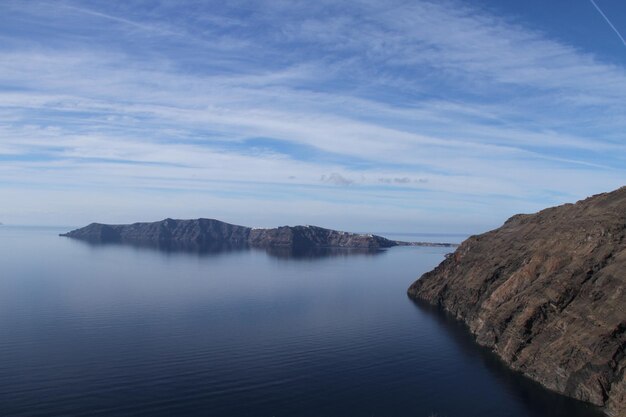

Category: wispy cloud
[0, 0, 624, 230]
[321, 173, 354, 186]
[59, 4, 173, 34]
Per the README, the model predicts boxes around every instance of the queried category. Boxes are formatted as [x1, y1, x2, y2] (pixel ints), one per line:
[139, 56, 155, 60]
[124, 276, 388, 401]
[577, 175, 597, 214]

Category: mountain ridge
[61, 218, 457, 250]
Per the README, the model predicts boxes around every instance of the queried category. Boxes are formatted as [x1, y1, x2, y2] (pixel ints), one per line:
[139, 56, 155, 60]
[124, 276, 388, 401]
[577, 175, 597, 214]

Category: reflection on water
[66, 238, 250, 257]
[410, 299, 604, 417]
[0, 227, 604, 417]
[263, 245, 385, 259]
[63, 237, 387, 259]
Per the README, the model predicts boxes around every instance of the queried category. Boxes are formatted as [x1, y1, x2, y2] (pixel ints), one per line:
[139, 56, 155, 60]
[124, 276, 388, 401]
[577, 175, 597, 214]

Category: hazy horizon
[0, 217, 472, 236]
[1, 0, 625, 233]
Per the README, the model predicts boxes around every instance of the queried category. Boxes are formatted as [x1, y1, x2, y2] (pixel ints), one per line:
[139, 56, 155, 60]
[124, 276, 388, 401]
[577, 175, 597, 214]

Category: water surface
[0, 226, 603, 417]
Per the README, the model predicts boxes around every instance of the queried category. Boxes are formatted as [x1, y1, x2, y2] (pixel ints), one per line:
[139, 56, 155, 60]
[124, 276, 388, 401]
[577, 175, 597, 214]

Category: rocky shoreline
[408, 187, 626, 416]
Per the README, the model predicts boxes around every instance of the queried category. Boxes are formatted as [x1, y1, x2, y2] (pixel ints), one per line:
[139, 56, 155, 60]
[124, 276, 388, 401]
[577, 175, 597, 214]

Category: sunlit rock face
[409, 187, 626, 417]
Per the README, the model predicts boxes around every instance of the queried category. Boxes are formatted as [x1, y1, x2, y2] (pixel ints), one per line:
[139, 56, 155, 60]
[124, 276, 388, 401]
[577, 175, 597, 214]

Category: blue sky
[0, 0, 625, 233]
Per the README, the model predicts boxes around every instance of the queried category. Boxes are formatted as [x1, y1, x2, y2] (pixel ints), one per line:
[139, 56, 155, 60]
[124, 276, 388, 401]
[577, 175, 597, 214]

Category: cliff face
[248, 225, 397, 249]
[61, 219, 399, 250]
[408, 187, 626, 416]
[61, 218, 251, 246]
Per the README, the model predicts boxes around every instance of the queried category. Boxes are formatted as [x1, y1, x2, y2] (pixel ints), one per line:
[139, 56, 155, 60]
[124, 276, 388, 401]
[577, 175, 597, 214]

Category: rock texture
[248, 225, 397, 249]
[408, 187, 626, 416]
[61, 218, 250, 246]
[61, 218, 455, 250]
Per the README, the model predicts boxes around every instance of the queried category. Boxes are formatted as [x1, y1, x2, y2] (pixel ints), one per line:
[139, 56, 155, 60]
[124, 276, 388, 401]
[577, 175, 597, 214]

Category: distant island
[408, 186, 626, 416]
[61, 218, 457, 251]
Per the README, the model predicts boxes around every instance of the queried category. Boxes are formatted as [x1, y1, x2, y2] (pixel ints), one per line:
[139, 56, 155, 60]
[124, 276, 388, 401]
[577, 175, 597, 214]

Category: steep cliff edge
[248, 225, 398, 249]
[408, 187, 626, 416]
[61, 218, 251, 246]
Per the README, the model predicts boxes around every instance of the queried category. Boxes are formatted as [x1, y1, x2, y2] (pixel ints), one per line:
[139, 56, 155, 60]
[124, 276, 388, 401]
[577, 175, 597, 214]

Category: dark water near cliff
[0, 226, 603, 417]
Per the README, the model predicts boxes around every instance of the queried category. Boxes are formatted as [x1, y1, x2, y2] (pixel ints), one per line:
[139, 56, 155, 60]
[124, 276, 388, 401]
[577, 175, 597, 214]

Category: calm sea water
[0, 226, 603, 417]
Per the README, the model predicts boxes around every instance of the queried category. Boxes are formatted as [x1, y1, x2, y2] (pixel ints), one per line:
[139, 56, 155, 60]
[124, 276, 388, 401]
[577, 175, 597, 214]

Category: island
[61, 218, 457, 251]
[408, 186, 626, 417]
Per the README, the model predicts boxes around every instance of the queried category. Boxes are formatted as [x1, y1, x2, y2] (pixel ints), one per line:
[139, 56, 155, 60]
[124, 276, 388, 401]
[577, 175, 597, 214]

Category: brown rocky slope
[408, 187, 626, 416]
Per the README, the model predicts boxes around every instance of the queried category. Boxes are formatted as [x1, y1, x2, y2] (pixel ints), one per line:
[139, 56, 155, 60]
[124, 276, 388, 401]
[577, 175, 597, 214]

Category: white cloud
[0, 0, 624, 230]
[321, 173, 354, 186]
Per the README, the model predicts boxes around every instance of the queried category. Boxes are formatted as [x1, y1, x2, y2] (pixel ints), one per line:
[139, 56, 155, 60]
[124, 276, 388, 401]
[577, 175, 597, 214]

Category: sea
[0, 226, 604, 417]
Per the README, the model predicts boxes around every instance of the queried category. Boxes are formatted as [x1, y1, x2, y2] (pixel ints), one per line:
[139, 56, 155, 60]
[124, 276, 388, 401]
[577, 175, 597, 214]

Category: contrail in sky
[589, 0, 626, 47]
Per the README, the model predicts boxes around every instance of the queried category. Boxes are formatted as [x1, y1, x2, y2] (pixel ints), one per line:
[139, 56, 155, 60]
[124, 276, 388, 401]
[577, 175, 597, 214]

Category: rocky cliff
[61, 218, 250, 246]
[248, 225, 398, 249]
[408, 187, 626, 416]
[61, 218, 424, 250]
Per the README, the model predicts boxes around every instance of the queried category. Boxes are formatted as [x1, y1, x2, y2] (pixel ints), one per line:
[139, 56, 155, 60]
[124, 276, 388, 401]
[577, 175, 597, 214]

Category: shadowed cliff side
[60, 218, 251, 246]
[408, 187, 626, 416]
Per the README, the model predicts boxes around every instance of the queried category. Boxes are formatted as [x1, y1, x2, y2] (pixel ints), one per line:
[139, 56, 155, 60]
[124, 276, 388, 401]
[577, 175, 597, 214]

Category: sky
[0, 0, 625, 233]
